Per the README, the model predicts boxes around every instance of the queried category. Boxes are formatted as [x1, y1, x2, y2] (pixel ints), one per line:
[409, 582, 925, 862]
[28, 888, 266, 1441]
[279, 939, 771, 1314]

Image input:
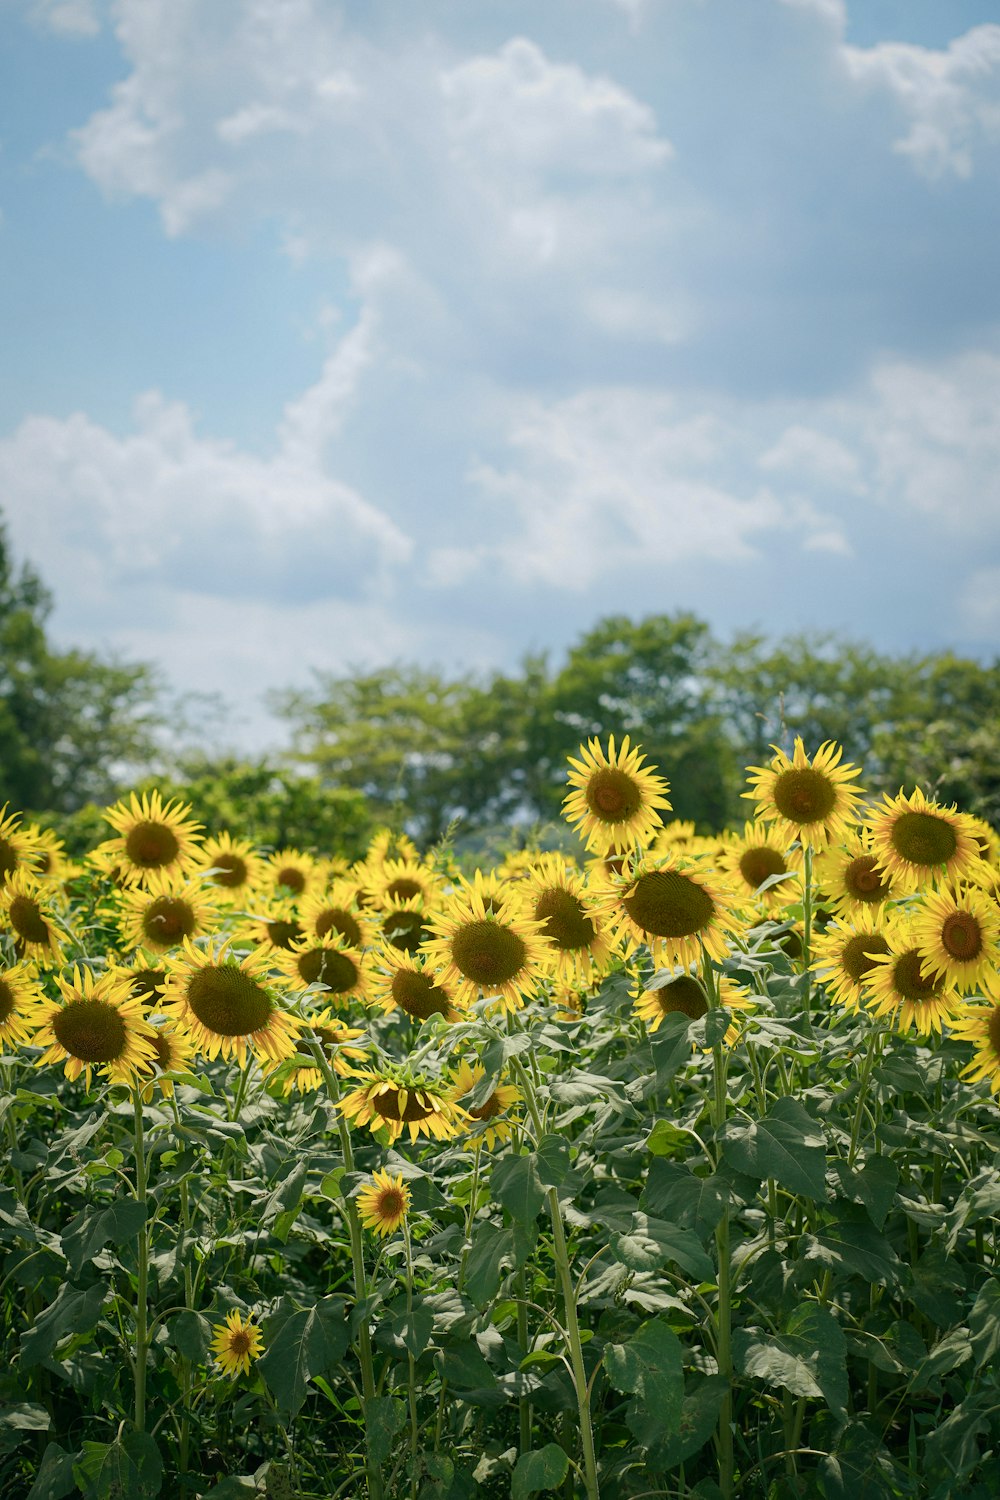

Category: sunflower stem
[847, 1024, 884, 1168]
[703, 953, 735, 1500]
[800, 845, 816, 1040]
[132, 1087, 149, 1435]
[309, 1041, 384, 1500]
[404, 1225, 420, 1499]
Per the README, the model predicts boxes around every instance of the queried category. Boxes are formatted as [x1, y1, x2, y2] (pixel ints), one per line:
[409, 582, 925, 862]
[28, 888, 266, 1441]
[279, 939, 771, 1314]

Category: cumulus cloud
[28, 0, 101, 36]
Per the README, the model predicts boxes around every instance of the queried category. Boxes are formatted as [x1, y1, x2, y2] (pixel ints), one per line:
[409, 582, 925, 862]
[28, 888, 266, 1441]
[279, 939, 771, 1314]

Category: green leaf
[21, 1282, 108, 1368]
[464, 1223, 514, 1306]
[658, 1375, 729, 1466]
[818, 1421, 916, 1499]
[721, 1096, 827, 1201]
[259, 1296, 350, 1415]
[969, 1280, 1000, 1371]
[641, 1161, 727, 1239]
[649, 1013, 694, 1084]
[165, 1310, 212, 1364]
[835, 1157, 898, 1231]
[384, 1302, 434, 1359]
[511, 1445, 569, 1500]
[73, 1432, 162, 1499]
[734, 1304, 847, 1416]
[704, 1008, 731, 1046]
[490, 1154, 545, 1224]
[365, 1397, 407, 1464]
[610, 1214, 714, 1281]
[435, 1341, 496, 1391]
[27, 1443, 77, 1500]
[809, 1218, 902, 1288]
[61, 1200, 147, 1276]
[645, 1120, 694, 1157]
[605, 1318, 684, 1450]
[534, 1135, 570, 1188]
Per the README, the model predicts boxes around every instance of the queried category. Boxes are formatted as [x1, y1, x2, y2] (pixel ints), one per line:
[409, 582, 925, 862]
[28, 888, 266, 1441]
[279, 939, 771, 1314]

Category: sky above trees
[1, 0, 999, 749]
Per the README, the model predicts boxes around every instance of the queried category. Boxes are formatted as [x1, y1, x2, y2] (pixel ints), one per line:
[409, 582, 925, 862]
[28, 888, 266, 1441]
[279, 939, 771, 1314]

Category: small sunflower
[357, 1169, 410, 1237]
[451, 1060, 521, 1150]
[116, 870, 220, 955]
[0, 868, 67, 965]
[377, 896, 435, 955]
[632, 968, 752, 1043]
[98, 790, 203, 886]
[372, 858, 442, 910]
[950, 1003, 1000, 1094]
[273, 936, 374, 1007]
[604, 853, 739, 968]
[338, 1065, 468, 1144]
[120, 953, 169, 1006]
[423, 873, 548, 1012]
[210, 1309, 263, 1378]
[140, 1021, 197, 1101]
[521, 854, 616, 986]
[967, 816, 1000, 866]
[233, 900, 307, 955]
[812, 912, 892, 1012]
[160, 939, 302, 1068]
[864, 919, 961, 1035]
[0, 805, 38, 887]
[29, 966, 158, 1088]
[21, 825, 71, 884]
[717, 823, 800, 909]
[815, 830, 896, 916]
[0, 961, 46, 1049]
[563, 735, 672, 856]
[270, 1009, 369, 1095]
[867, 787, 982, 894]
[743, 739, 864, 849]
[299, 880, 376, 950]
[910, 884, 1000, 995]
[198, 833, 264, 899]
[364, 828, 420, 876]
[264, 848, 317, 899]
[370, 947, 463, 1023]
[651, 820, 699, 855]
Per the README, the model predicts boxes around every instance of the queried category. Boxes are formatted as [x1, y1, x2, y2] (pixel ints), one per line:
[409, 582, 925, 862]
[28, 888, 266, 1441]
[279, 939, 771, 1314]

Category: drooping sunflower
[0, 868, 67, 965]
[632, 967, 752, 1043]
[370, 947, 463, 1023]
[273, 936, 374, 1007]
[160, 939, 302, 1068]
[0, 961, 46, 1049]
[864, 918, 961, 1035]
[451, 1060, 522, 1150]
[867, 787, 983, 894]
[603, 853, 739, 968]
[116, 870, 220, 955]
[910, 884, 1000, 995]
[197, 833, 264, 900]
[423, 873, 548, 1012]
[210, 1309, 263, 1378]
[563, 735, 672, 856]
[521, 854, 617, 986]
[299, 880, 376, 950]
[743, 739, 864, 850]
[717, 823, 801, 910]
[812, 911, 892, 1011]
[357, 1169, 410, 1237]
[815, 830, 896, 916]
[98, 790, 203, 887]
[264, 848, 317, 900]
[950, 1003, 1000, 1094]
[29, 966, 158, 1088]
[338, 1065, 468, 1144]
[270, 1010, 369, 1095]
[0, 805, 38, 887]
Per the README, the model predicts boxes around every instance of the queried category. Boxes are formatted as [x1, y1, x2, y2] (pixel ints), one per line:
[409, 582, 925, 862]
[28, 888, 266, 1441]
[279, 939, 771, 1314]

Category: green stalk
[703, 955, 734, 1500]
[799, 845, 816, 1039]
[132, 1087, 150, 1434]
[404, 1225, 420, 1500]
[169, 1095, 195, 1480]
[310, 1042, 384, 1500]
[847, 1026, 884, 1168]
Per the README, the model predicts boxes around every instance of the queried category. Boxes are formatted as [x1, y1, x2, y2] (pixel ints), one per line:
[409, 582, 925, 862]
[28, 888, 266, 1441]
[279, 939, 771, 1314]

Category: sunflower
[270, 1009, 369, 1095]
[603, 853, 739, 969]
[21, 825, 71, 884]
[299, 880, 376, 950]
[651, 820, 699, 854]
[717, 823, 800, 909]
[910, 884, 1000, 995]
[29, 966, 158, 1088]
[812, 912, 892, 1011]
[0, 805, 38, 887]
[521, 854, 616, 986]
[0, 961, 46, 1050]
[116, 870, 220, 956]
[120, 953, 170, 1006]
[364, 828, 420, 876]
[815, 830, 896, 916]
[950, 1003, 1000, 1094]
[864, 919, 961, 1035]
[372, 858, 442, 910]
[563, 735, 671, 856]
[867, 787, 982, 894]
[273, 936, 374, 1007]
[451, 1060, 522, 1150]
[264, 849, 317, 899]
[357, 1169, 410, 1237]
[139, 1021, 197, 1101]
[370, 947, 463, 1023]
[377, 896, 435, 955]
[632, 967, 752, 1043]
[98, 790, 203, 887]
[967, 816, 1000, 867]
[423, 873, 548, 1012]
[0, 868, 67, 965]
[743, 739, 864, 850]
[233, 900, 307, 955]
[160, 939, 302, 1068]
[210, 1309, 263, 1378]
[338, 1065, 468, 1144]
[197, 833, 264, 899]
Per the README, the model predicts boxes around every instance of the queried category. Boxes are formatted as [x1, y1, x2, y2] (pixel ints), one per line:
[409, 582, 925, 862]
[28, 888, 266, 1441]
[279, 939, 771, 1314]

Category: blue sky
[2, 0, 999, 749]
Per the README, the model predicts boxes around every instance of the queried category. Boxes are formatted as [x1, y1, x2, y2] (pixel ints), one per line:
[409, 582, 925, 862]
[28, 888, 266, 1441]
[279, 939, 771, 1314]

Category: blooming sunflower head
[812, 912, 892, 1012]
[370, 947, 463, 1023]
[210, 1309, 263, 1378]
[743, 739, 864, 849]
[0, 868, 67, 966]
[274, 935, 374, 1007]
[815, 830, 896, 916]
[563, 735, 672, 856]
[198, 833, 264, 898]
[632, 967, 752, 1043]
[271, 1008, 369, 1094]
[116, 869, 221, 955]
[357, 1169, 410, 1237]
[372, 857, 442, 911]
[0, 805, 39, 887]
[866, 787, 983, 894]
[299, 880, 376, 950]
[377, 896, 435, 955]
[338, 1065, 468, 1144]
[121, 953, 170, 1006]
[265, 848, 317, 900]
[951, 1003, 1000, 1094]
[450, 1060, 521, 1150]
[139, 1021, 197, 1100]
[233, 899, 307, 955]
[0, 961, 46, 1049]
[910, 883, 1000, 995]
[422, 873, 548, 1013]
[22, 825, 71, 884]
[521, 853, 616, 986]
[98, 790, 203, 887]
[604, 853, 739, 969]
[160, 939, 302, 1069]
[29, 965, 159, 1089]
[863, 917, 961, 1035]
[717, 822, 800, 909]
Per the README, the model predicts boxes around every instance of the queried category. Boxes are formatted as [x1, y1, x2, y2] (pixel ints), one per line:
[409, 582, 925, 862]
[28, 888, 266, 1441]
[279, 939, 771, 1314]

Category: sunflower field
[2, 737, 1000, 1500]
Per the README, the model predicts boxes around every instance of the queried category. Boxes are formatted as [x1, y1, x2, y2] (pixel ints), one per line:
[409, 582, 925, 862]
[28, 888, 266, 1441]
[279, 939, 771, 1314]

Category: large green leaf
[511, 1445, 569, 1500]
[21, 1282, 108, 1368]
[641, 1161, 727, 1239]
[968, 1279, 1000, 1370]
[365, 1397, 406, 1464]
[834, 1157, 898, 1231]
[61, 1200, 147, 1276]
[73, 1433, 162, 1500]
[658, 1375, 729, 1467]
[26, 1443, 77, 1500]
[490, 1154, 545, 1224]
[734, 1304, 847, 1416]
[259, 1295, 350, 1415]
[605, 1317, 685, 1450]
[610, 1214, 714, 1281]
[721, 1097, 827, 1200]
[464, 1223, 515, 1306]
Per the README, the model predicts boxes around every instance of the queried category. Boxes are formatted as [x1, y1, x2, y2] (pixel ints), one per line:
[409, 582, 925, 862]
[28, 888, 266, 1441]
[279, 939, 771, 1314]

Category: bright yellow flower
[866, 787, 982, 894]
[197, 833, 264, 900]
[631, 967, 752, 1043]
[451, 1061, 521, 1150]
[423, 872, 548, 1012]
[29, 966, 158, 1089]
[521, 854, 616, 986]
[743, 739, 864, 850]
[0, 961, 46, 1049]
[815, 830, 896, 917]
[357, 1170, 410, 1237]
[116, 870, 220, 955]
[338, 1067, 468, 1144]
[603, 853, 739, 969]
[97, 790, 203, 887]
[717, 822, 801, 909]
[160, 939, 302, 1069]
[264, 848, 318, 899]
[299, 880, 376, 950]
[864, 917, 961, 1035]
[273, 935, 374, 1007]
[0, 868, 67, 965]
[370, 947, 463, 1023]
[563, 735, 671, 856]
[210, 1310, 263, 1378]
[910, 884, 1000, 996]
[0, 805, 41, 887]
[812, 911, 892, 1012]
[950, 1003, 1000, 1094]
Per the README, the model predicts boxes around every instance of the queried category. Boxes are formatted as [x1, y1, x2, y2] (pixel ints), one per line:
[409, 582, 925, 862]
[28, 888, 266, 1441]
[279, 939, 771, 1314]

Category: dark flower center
[391, 968, 453, 1019]
[533, 887, 596, 950]
[130, 968, 167, 1000]
[0, 837, 19, 880]
[0, 978, 15, 1025]
[450, 920, 528, 986]
[229, 1331, 251, 1357]
[772, 768, 837, 824]
[381, 909, 429, 954]
[652, 975, 708, 1020]
[315, 907, 363, 947]
[53, 999, 127, 1062]
[209, 853, 248, 889]
[469, 1090, 504, 1120]
[941, 911, 982, 961]
[893, 950, 944, 1003]
[373, 1085, 436, 1123]
[585, 768, 643, 823]
[738, 846, 787, 892]
[840, 932, 891, 982]
[378, 1189, 405, 1217]
[623, 871, 715, 939]
[266, 919, 304, 951]
[386, 877, 422, 902]
[843, 855, 891, 902]
[890, 812, 958, 868]
[141, 896, 197, 947]
[277, 865, 306, 894]
[9, 895, 51, 946]
[987, 1007, 1000, 1062]
[125, 821, 180, 868]
[297, 947, 358, 994]
[187, 965, 273, 1036]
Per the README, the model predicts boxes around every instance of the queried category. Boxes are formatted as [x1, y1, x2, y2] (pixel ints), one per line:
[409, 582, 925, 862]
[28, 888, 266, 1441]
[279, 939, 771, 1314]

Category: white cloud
[29, 0, 101, 36]
[759, 424, 863, 491]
